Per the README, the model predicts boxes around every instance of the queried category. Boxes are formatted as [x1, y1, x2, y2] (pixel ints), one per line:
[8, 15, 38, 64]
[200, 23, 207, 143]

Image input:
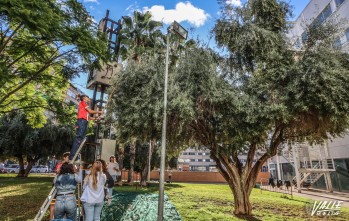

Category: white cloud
[89, 5, 95, 11]
[226, 0, 242, 7]
[143, 2, 209, 27]
[125, 2, 141, 15]
[84, 0, 99, 3]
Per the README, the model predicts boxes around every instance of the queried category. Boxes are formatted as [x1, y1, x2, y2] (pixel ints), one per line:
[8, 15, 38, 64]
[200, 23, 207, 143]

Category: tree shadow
[235, 214, 262, 221]
[115, 182, 184, 194]
[0, 183, 52, 220]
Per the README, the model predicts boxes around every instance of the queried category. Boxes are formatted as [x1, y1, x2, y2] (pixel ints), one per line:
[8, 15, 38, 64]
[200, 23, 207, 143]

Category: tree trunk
[140, 141, 154, 186]
[16, 154, 25, 177]
[117, 144, 124, 183]
[128, 142, 136, 184]
[24, 156, 36, 177]
[211, 149, 262, 216]
[229, 180, 253, 215]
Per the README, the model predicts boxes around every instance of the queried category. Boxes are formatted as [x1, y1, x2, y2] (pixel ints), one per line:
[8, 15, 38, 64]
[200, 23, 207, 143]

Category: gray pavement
[260, 185, 349, 208]
[293, 188, 349, 208]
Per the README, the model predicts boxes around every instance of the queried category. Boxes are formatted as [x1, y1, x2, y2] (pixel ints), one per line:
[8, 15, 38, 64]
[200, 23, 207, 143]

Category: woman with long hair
[81, 161, 109, 221]
[53, 162, 81, 221]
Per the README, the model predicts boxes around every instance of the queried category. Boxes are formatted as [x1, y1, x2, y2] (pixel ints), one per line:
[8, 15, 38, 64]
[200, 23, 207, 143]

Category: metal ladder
[33, 137, 87, 221]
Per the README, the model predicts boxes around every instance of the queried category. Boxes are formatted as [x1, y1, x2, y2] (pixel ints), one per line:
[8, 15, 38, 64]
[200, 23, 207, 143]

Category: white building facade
[288, 0, 349, 51]
[270, 0, 349, 193]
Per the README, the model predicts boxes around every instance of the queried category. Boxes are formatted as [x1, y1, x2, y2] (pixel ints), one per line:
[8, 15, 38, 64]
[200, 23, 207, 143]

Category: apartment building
[44, 83, 86, 120]
[270, 0, 349, 193]
[177, 148, 269, 174]
[177, 148, 217, 172]
[288, 0, 349, 52]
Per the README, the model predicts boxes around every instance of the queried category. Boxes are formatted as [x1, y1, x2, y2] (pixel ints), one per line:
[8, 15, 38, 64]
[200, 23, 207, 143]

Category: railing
[260, 178, 293, 198]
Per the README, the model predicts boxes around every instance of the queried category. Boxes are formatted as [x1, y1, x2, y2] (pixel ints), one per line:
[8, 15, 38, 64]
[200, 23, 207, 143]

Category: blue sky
[73, 0, 310, 96]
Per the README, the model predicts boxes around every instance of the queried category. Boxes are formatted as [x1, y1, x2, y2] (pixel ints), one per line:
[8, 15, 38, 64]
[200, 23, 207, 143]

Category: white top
[108, 162, 120, 176]
[81, 172, 106, 204]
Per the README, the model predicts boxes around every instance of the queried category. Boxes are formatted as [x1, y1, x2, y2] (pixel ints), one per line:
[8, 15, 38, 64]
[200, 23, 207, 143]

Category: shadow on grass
[116, 183, 184, 194]
[235, 214, 262, 221]
[0, 176, 52, 221]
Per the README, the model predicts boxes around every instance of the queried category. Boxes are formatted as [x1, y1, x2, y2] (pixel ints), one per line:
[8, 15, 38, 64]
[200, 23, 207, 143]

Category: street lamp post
[158, 21, 187, 221]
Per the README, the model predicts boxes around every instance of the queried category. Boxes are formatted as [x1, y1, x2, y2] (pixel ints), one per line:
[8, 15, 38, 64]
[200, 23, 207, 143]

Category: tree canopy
[108, 0, 349, 216]
[0, 111, 74, 177]
[0, 0, 108, 127]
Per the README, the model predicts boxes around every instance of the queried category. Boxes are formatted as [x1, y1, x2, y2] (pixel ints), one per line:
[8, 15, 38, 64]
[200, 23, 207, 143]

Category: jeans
[54, 195, 77, 221]
[108, 175, 117, 196]
[83, 202, 104, 221]
[70, 119, 88, 160]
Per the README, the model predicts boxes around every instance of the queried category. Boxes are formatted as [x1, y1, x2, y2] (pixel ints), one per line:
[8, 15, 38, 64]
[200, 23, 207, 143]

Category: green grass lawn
[117, 183, 349, 221]
[1, 174, 348, 221]
[0, 174, 54, 221]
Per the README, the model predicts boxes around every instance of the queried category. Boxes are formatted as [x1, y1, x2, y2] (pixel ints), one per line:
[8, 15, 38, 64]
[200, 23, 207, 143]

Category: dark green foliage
[0, 0, 109, 127]
[107, 0, 349, 215]
[122, 142, 160, 173]
[0, 111, 74, 176]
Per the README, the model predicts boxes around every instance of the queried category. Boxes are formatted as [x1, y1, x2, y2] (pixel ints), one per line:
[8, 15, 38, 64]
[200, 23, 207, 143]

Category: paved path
[293, 188, 349, 208]
[261, 186, 349, 207]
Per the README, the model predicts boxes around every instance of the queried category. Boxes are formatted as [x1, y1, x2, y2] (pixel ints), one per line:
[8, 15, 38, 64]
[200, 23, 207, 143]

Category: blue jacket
[54, 172, 82, 195]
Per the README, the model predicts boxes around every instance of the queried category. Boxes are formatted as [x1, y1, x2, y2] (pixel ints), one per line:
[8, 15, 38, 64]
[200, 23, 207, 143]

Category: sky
[73, 0, 310, 96]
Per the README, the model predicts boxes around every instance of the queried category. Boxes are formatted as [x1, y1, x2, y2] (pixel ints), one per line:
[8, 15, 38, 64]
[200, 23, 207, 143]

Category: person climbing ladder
[70, 94, 103, 161]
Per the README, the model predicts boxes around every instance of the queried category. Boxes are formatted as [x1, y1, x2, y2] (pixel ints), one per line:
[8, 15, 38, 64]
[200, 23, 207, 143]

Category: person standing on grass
[107, 156, 119, 187]
[81, 161, 110, 221]
[99, 159, 115, 197]
[168, 170, 172, 184]
[70, 95, 103, 161]
[53, 162, 82, 221]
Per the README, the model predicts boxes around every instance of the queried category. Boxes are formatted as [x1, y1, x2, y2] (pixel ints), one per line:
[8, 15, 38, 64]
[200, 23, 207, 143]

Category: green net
[102, 192, 182, 221]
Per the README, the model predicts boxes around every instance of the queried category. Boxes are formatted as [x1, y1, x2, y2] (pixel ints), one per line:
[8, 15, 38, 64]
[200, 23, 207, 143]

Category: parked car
[37, 165, 49, 173]
[4, 164, 20, 173]
[31, 165, 49, 173]
[0, 163, 6, 173]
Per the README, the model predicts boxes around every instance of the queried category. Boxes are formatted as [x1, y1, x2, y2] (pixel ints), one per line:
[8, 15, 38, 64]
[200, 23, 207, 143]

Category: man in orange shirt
[69, 95, 103, 161]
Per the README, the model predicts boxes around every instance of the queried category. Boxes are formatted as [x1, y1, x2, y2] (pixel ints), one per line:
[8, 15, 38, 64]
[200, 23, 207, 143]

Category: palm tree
[119, 11, 164, 62]
[114, 11, 195, 184]
[117, 11, 163, 184]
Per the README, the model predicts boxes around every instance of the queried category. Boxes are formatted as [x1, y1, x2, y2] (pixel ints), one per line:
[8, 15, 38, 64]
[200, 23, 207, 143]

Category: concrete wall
[328, 136, 349, 159]
[120, 170, 270, 183]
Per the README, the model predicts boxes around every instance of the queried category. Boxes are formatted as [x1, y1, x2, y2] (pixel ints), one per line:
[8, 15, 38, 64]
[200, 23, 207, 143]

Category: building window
[335, 0, 345, 7]
[198, 159, 203, 162]
[189, 152, 196, 155]
[198, 152, 203, 155]
[183, 152, 188, 155]
[301, 32, 308, 43]
[66, 90, 76, 98]
[333, 37, 342, 49]
[295, 38, 301, 49]
[261, 166, 268, 172]
[190, 159, 195, 162]
[191, 166, 207, 171]
[205, 159, 211, 162]
[345, 28, 349, 42]
[310, 4, 332, 27]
